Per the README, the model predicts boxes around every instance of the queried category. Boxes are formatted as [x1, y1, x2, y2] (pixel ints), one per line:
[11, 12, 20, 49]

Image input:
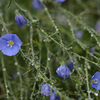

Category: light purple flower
[75, 31, 83, 39]
[90, 47, 95, 56]
[90, 72, 100, 90]
[95, 21, 100, 32]
[68, 60, 74, 70]
[41, 84, 50, 96]
[0, 34, 22, 56]
[15, 13, 28, 27]
[32, 0, 43, 9]
[56, 65, 71, 79]
[55, 0, 65, 2]
[50, 91, 60, 100]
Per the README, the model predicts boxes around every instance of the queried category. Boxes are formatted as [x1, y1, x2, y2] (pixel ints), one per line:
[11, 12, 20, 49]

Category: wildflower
[41, 84, 50, 96]
[95, 21, 100, 32]
[56, 65, 71, 79]
[69, 62, 74, 70]
[55, 0, 65, 2]
[90, 47, 95, 56]
[0, 34, 22, 56]
[15, 11, 28, 27]
[90, 47, 95, 51]
[68, 59, 74, 70]
[75, 31, 83, 39]
[50, 91, 60, 100]
[90, 72, 100, 90]
[32, 0, 43, 9]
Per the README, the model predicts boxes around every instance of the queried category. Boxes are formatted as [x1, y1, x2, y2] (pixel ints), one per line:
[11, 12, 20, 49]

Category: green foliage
[0, 0, 100, 100]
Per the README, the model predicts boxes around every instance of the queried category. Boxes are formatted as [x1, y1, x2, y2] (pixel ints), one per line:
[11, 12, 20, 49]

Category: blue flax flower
[56, 65, 71, 79]
[50, 91, 60, 100]
[41, 84, 50, 96]
[32, 0, 43, 9]
[69, 62, 74, 70]
[95, 21, 100, 33]
[55, 0, 65, 2]
[15, 12, 28, 27]
[75, 31, 83, 39]
[0, 34, 22, 56]
[68, 59, 74, 70]
[90, 47, 95, 56]
[90, 72, 100, 90]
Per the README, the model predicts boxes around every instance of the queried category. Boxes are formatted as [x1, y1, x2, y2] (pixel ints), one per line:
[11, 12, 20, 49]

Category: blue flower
[69, 62, 74, 70]
[32, 0, 43, 9]
[50, 91, 60, 100]
[55, 0, 65, 2]
[41, 84, 50, 96]
[95, 21, 100, 33]
[56, 65, 71, 79]
[68, 59, 74, 70]
[15, 13, 28, 27]
[0, 34, 22, 56]
[90, 72, 100, 90]
[90, 47, 95, 51]
[90, 47, 95, 56]
[75, 31, 83, 39]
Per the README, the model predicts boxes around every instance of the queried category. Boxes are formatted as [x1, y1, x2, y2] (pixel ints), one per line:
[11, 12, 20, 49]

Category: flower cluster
[0, 10, 28, 56]
[41, 84, 60, 100]
[1, 1, 99, 100]
[41, 64, 72, 99]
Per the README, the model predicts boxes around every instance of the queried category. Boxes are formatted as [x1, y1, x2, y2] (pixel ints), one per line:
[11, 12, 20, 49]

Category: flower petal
[15, 14, 23, 27]
[2, 44, 20, 56]
[32, 0, 43, 9]
[55, 0, 65, 2]
[50, 91, 56, 100]
[1, 33, 13, 41]
[96, 79, 100, 90]
[15, 13, 27, 27]
[75, 31, 83, 39]
[91, 72, 100, 81]
[0, 38, 7, 50]
[41, 84, 50, 96]
[18, 13, 27, 25]
[91, 79, 100, 90]
[56, 65, 71, 79]
[12, 34, 22, 46]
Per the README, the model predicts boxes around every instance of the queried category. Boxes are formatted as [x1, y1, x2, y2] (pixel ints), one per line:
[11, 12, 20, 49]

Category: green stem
[40, 28, 72, 51]
[1, 53, 9, 99]
[43, 5, 58, 32]
[13, 0, 26, 12]
[14, 56, 23, 100]
[85, 61, 91, 99]
[85, 52, 91, 100]
[30, 25, 34, 58]
[46, 46, 52, 77]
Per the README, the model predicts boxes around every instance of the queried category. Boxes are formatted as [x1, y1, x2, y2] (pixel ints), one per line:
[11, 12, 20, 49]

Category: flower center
[92, 79, 98, 84]
[7, 40, 14, 48]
